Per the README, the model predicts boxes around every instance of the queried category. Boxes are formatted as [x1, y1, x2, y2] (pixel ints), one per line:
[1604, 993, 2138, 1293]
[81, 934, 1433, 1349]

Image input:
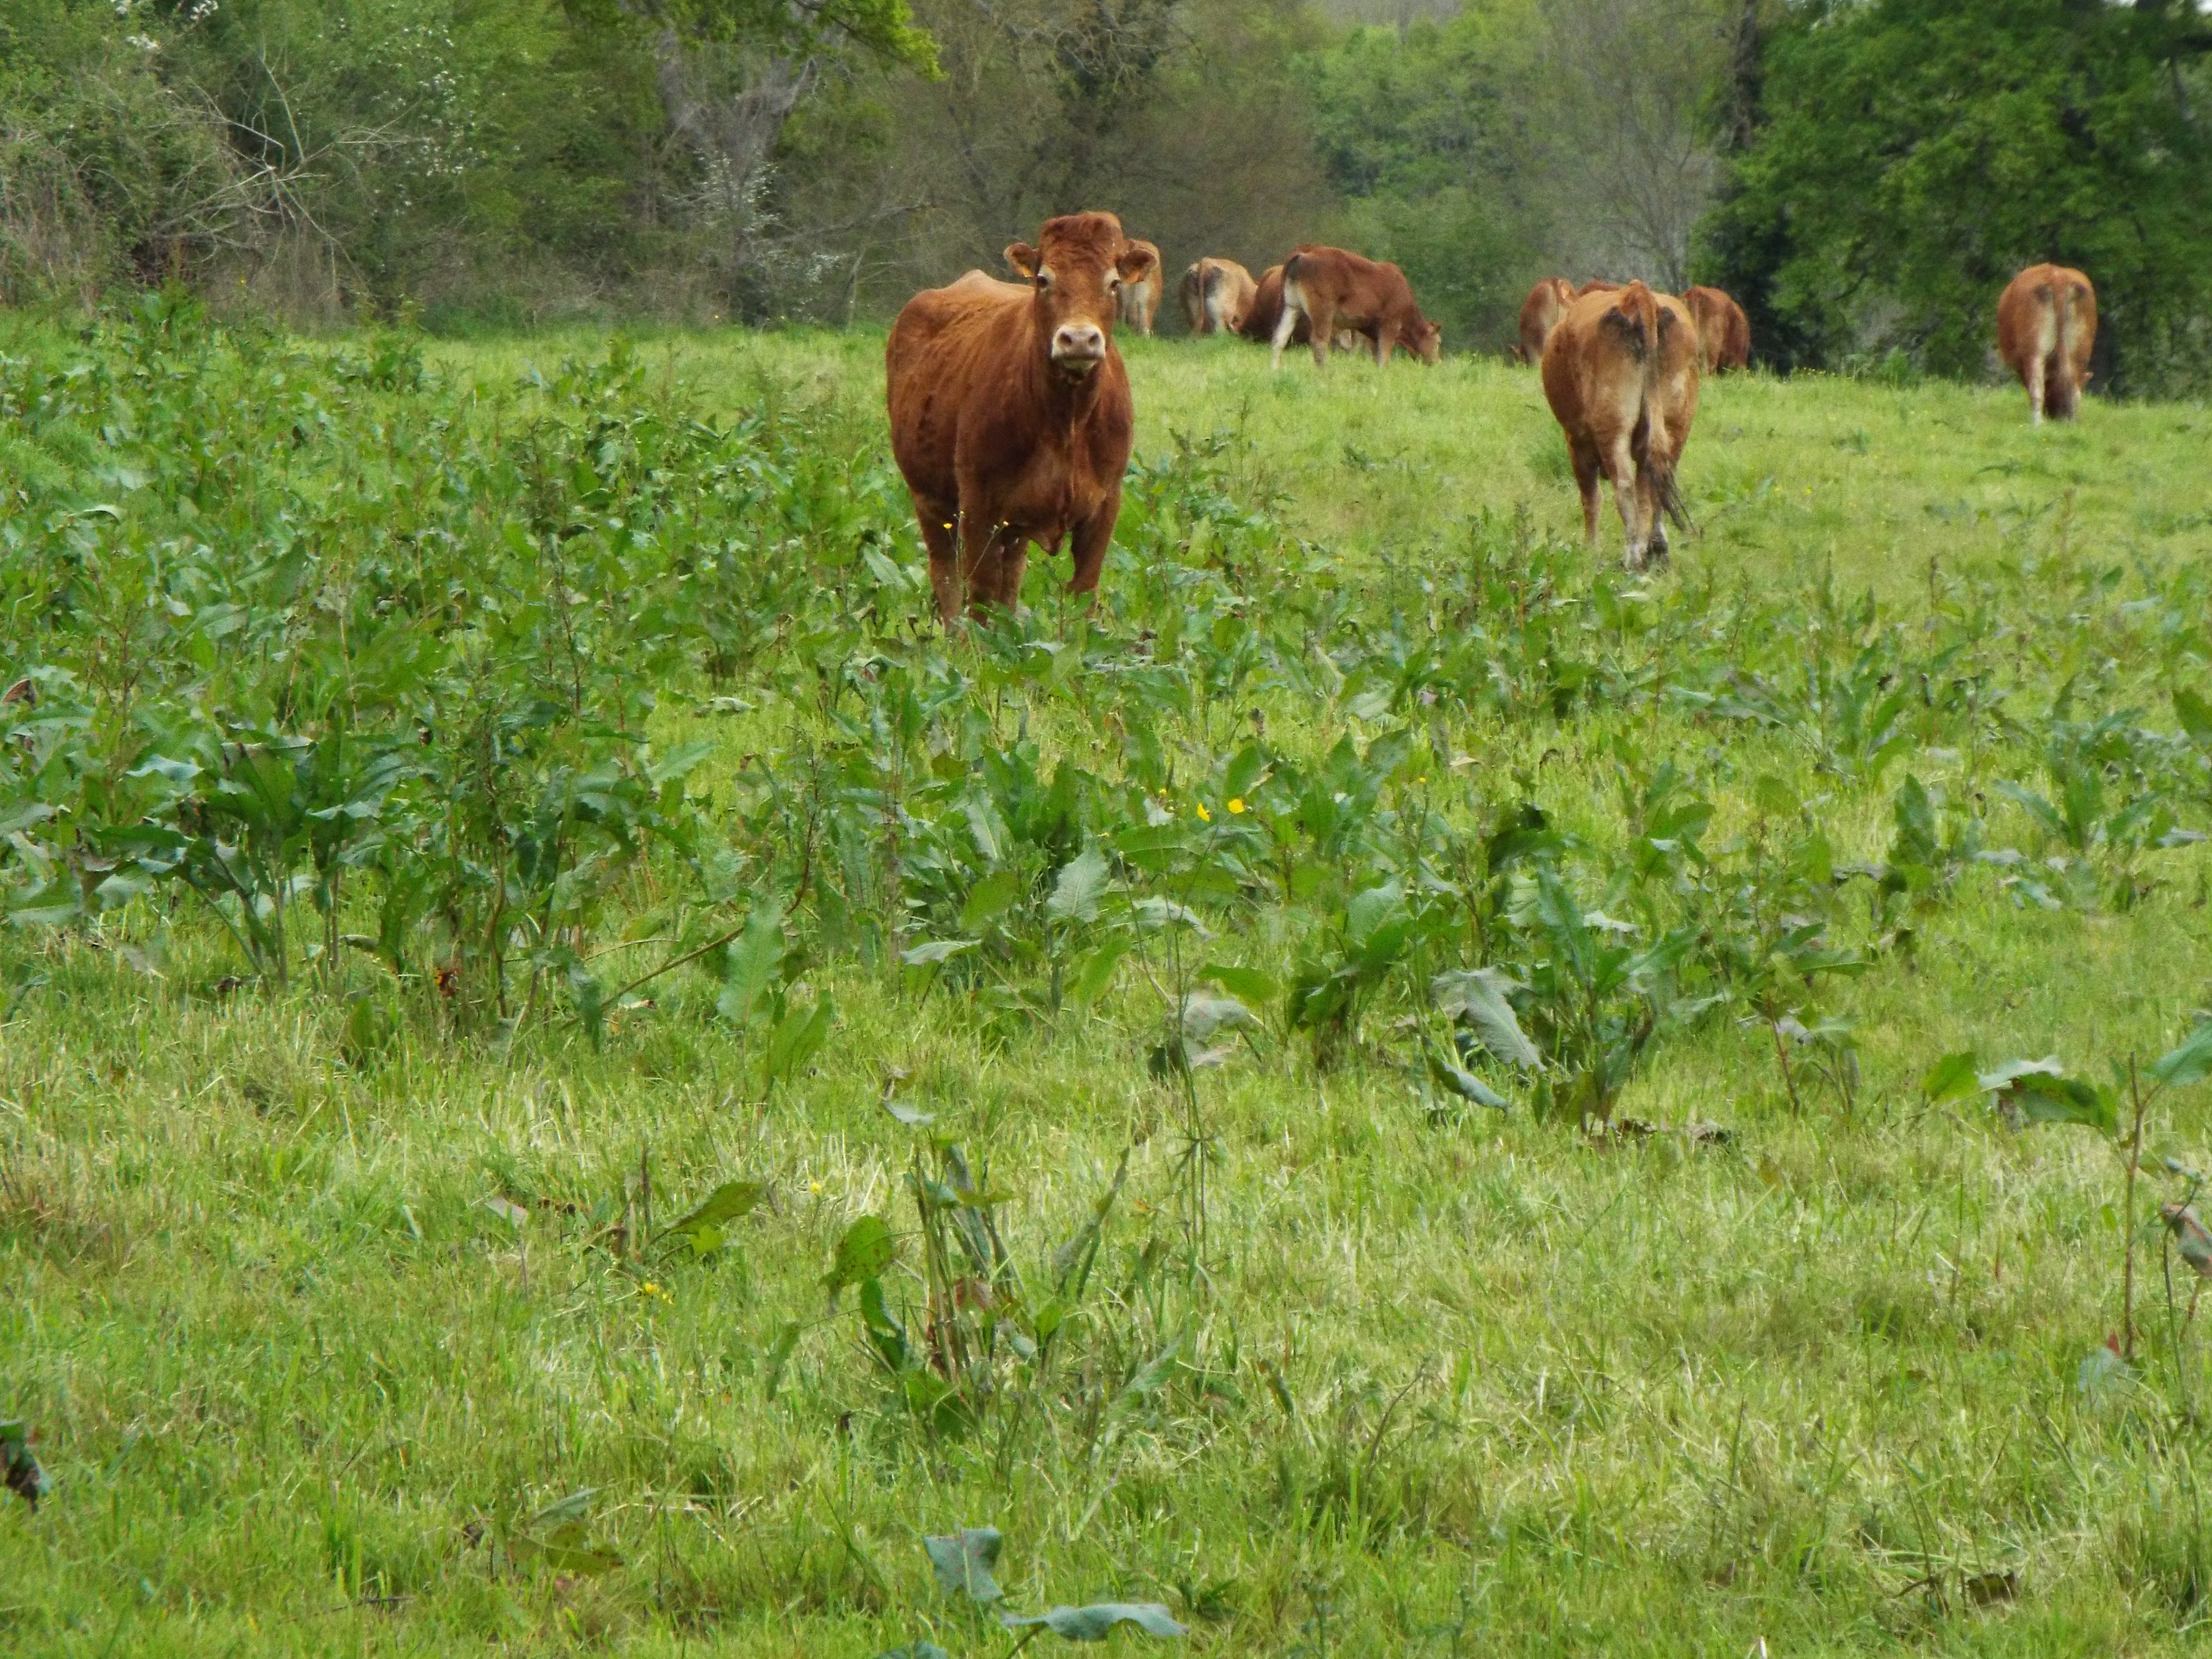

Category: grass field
[5, 307, 2212, 1658]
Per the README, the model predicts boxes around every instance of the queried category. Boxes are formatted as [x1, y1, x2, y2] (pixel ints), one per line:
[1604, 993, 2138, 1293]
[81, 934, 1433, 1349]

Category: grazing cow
[1540, 280, 1701, 570]
[1269, 246, 1442, 369]
[1683, 285, 1751, 373]
[1997, 264, 2096, 424]
[1514, 276, 1576, 364]
[885, 211, 1157, 623]
[1118, 239, 1164, 337]
[1181, 256, 1258, 336]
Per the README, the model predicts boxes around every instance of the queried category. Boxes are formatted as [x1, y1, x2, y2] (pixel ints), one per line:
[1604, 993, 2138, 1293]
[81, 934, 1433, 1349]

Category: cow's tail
[1282, 251, 1310, 317]
[1624, 285, 1694, 535]
[2047, 276, 2083, 420]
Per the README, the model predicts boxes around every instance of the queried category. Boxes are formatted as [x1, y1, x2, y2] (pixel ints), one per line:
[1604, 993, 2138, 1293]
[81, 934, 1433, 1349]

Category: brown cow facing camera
[1541, 280, 1701, 571]
[1514, 276, 1576, 364]
[1270, 247, 1441, 369]
[885, 211, 1157, 623]
[1684, 285, 1751, 373]
[1997, 264, 2096, 424]
[1182, 256, 1257, 336]
[1118, 239, 1164, 337]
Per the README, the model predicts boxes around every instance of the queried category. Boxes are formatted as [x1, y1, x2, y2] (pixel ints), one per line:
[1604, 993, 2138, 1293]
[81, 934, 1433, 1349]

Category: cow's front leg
[914, 494, 963, 625]
[956, 510, 1005, 621]
[1066, 491, 1120, 604]
[993, 529, 1032, 612]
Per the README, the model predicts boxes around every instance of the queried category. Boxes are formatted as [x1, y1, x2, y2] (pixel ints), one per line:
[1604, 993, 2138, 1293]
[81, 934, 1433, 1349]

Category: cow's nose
[1052, 324, 1105, 366]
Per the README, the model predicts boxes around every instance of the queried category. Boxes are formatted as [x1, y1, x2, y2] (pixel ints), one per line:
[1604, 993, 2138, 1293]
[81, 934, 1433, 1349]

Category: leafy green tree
[1703, 0, 2212, 391]
[1295, 13, 1542, 350]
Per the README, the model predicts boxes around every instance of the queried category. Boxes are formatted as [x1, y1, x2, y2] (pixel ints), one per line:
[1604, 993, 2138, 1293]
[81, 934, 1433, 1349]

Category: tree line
[2, 0, 2207, 390]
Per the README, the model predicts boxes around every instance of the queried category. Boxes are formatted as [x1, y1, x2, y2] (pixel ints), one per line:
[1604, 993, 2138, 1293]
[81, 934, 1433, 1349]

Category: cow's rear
[1515, 277, 1575, 365]
[1997, 264, 2096, 424]
[1540, 281, 1701, 570]
[1684, 285, 1751, 373]
[1182, 257, 1257, 336]
[1270, 246, 1442, 369]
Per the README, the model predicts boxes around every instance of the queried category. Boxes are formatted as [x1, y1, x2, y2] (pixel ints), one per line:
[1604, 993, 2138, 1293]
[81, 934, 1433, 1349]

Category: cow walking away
[1118, 239, 1164, 337]
[1181, 256, 1257, 336]
[885, 212, 1157, 623]
[1997, 264, 2096, 424]
[1683, 286, 1751, 373]
[1540, 280, 1700, 571]
[1269, 246, 1442, 370]
[1514, 276, 1576, 364]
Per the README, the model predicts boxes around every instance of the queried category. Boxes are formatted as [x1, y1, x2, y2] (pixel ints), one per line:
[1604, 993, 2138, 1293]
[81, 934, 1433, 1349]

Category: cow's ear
[1005, 242, 1041, 281]
[1116, 241, 1157, 286]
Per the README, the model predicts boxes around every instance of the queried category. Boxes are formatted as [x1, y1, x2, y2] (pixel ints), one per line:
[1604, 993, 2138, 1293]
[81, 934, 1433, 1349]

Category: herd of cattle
[884, 211, 2103, 621]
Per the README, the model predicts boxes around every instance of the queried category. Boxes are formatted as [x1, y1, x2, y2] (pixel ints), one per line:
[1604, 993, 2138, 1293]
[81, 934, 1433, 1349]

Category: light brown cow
[1540, 280, 1701, 570]
[1270, 246, 1442, 369]
[1683, 285, 1751, 373]
[1118, 239, 1164, 337]
[885, 212, 1156, 623]
[1997, 264, 2096, 424]
[1514, 276, 1576, 365]
[1181, 256, 1258, 336]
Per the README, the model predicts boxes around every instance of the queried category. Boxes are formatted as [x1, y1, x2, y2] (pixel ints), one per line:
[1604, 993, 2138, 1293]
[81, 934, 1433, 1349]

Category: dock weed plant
[1, 308, 2212, 1652]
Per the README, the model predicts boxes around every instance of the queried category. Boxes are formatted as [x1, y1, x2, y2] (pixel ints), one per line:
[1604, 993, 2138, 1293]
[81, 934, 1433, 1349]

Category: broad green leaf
[764, 995, 835, 1087]
[901, 938, 979, 967]
[1344, 881, 1404, 946]
[1921, 1050, 1979, 1104]
[2152, 1021, 2212, 1089]
[1752, 774, 1798, 819]
[1179, 991, 1257, 1044]
[2077, 1341, 2131, 1404]
[1431, 967, 1541, 1070]
[999, 1603, 1188, 1641]
[877, 1645, 952, 1659]
[2003, 1072, 2116, 1134]
[1426, 1045, 1509, 1110]
[923, 1526, 1004, 1602]
[961, 869, 1023, 931]
[1199, 962, 1278, 1005]
[1223, 743, 1269, 802]
[882, 1099, 936, 1126]
[1066, 938, 1130, 1007]
[718, 900, 787, 1028]
[825, 1215, 896, 1302]
[1976, 1057, 2064, 1093]
[2175, 687, 2212, 746]
[654, 1179, 765, 1253]
[1046, 847, 1110, 924]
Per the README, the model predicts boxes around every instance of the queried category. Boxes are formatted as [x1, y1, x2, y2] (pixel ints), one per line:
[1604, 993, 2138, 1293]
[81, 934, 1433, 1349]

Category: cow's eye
[1034, 270, 1053, 291]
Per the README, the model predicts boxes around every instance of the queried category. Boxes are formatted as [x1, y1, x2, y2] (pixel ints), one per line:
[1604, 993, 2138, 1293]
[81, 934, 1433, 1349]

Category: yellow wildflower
[1197, 804, 1212, 822]
[1226, 797, 1246, 815]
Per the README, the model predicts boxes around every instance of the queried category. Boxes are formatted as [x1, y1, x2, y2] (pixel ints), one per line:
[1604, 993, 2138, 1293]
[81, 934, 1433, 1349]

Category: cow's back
[887, 273, 1037, 502]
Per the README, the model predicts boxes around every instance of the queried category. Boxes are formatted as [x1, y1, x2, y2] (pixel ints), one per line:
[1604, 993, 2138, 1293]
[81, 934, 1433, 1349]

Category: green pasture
[4, 308, 2212, 1658]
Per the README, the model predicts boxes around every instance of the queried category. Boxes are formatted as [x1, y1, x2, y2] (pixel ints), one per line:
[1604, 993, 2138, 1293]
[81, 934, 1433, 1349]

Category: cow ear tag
[1005, 242, 1040, 280]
